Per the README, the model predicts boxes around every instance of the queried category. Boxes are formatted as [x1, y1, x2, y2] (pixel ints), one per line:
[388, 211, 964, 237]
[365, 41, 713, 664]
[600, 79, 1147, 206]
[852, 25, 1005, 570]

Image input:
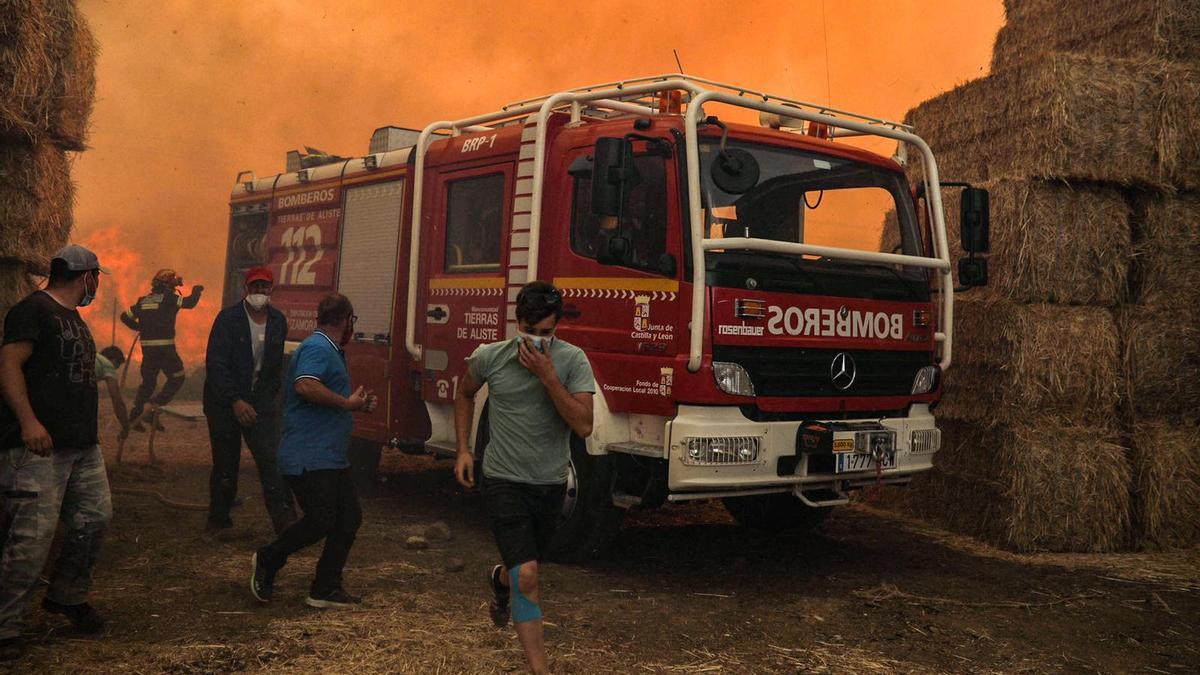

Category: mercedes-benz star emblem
[830, 352, 857, 391]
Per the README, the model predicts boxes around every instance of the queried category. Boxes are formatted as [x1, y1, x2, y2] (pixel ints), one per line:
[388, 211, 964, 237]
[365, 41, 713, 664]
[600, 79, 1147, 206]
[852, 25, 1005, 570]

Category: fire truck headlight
[911, 365, 941, 395]
[713, 362, 755, 397]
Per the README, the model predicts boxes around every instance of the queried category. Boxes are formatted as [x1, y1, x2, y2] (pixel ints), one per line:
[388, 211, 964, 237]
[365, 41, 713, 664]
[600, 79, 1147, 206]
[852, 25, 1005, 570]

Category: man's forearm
[454, 394, 475, 454]
[294, 378, 350, 410]
[540, 377, 591, 437]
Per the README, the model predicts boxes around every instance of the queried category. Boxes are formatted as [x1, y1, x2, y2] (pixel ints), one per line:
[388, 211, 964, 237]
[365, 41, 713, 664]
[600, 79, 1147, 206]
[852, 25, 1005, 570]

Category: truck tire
[722, 493, 831, 533]
[347, 437, 383, 493]
[546, 437, 624, 563]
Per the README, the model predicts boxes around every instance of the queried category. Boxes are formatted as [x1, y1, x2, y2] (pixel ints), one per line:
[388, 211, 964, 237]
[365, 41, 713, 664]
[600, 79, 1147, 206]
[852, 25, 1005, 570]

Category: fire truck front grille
[711, 346, 932, 398]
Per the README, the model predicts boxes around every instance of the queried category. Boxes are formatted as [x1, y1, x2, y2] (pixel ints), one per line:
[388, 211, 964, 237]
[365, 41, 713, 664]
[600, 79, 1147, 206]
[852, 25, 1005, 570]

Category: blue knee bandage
[510, 564, 542, 623]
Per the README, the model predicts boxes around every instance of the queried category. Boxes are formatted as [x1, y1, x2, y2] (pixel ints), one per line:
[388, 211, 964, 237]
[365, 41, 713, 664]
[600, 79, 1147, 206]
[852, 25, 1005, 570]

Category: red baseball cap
[245, 266, 273, 285]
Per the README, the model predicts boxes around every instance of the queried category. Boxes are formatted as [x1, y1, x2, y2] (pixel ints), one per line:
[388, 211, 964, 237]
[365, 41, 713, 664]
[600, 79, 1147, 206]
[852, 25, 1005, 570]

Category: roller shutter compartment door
[337, 180, 404, 340]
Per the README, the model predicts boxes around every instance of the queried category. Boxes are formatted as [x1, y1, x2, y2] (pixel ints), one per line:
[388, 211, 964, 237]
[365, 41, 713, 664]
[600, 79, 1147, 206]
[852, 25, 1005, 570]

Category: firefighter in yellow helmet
[120, 269, 204, 428]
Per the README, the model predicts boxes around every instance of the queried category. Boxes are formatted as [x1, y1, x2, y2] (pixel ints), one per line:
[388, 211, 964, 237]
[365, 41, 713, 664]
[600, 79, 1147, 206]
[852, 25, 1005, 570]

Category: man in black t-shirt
[0, 245, 113, 661]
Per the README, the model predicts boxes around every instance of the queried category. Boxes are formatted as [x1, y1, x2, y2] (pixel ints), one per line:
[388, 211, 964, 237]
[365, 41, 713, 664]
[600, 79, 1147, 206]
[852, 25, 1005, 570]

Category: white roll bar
[684, 90, 953, 372]
[403, 75, 954, 378]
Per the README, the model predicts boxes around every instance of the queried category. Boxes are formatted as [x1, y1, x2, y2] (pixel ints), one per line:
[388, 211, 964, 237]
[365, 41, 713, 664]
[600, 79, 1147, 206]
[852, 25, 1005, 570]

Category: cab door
[418, 164, 511, 404]
[538, 138, 683, 414]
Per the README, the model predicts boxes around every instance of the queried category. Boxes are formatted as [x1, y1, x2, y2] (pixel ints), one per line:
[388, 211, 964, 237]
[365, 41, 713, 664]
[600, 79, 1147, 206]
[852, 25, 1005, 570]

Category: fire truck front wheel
[546, 437, 624, 563]
[722, 493, 831, 533]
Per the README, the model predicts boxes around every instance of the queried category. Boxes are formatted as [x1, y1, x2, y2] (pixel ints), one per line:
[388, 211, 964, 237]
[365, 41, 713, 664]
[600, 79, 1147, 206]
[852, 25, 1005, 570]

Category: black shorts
[481, 475, 567, 569]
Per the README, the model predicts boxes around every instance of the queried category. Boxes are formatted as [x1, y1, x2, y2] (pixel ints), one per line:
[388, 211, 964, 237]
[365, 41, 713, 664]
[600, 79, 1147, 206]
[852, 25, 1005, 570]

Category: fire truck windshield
[699, 140, 921, 259]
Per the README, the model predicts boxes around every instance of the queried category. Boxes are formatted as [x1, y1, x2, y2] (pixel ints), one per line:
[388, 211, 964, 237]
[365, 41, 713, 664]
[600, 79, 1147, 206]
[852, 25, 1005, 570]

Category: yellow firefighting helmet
[152, 268, 183, 288]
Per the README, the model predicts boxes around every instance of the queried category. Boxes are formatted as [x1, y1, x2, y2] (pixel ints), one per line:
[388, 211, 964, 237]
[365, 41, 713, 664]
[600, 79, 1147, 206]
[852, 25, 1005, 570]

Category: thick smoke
[73, 0, 1003, 363]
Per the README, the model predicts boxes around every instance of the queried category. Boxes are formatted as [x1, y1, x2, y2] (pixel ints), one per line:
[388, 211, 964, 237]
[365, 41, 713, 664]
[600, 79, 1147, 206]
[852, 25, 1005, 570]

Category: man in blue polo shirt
[249, 293, 376, 609]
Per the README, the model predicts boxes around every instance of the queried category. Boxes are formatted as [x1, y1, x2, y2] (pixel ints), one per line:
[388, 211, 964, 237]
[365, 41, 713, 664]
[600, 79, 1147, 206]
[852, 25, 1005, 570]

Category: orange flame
[76, 227, 217, 369]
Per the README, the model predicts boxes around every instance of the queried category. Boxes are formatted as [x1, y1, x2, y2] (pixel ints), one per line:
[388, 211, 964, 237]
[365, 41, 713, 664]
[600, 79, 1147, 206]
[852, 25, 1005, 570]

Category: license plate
[835, 452, 896, 474]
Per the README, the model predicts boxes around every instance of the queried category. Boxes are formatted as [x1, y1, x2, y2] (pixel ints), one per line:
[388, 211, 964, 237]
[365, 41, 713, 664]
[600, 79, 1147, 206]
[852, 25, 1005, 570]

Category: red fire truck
[223, 75, 988, 561]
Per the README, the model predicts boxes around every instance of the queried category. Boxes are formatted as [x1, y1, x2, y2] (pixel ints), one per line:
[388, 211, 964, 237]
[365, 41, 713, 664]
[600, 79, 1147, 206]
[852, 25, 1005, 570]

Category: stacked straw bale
[880, 180, 1130, 306]
[938, 300, 1121, 426]
[905, 54, 1200, 190]
[885, 2, 1200, 551]
[1128, 420, 1200, 549]
[0, 1, 94, 322]
[1118, 193, 1200, 546]
[993, 0, 1200, 69]
[903, 419, 1131, 553]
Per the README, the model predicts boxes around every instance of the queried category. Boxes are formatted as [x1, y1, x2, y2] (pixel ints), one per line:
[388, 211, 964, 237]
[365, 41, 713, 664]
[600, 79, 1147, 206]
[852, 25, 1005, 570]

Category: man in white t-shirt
[202, 267, 295, 534]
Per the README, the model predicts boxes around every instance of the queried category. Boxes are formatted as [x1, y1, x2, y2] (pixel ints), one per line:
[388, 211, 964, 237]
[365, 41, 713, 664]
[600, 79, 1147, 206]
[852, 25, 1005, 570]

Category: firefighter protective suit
[121, 270, 203, 422]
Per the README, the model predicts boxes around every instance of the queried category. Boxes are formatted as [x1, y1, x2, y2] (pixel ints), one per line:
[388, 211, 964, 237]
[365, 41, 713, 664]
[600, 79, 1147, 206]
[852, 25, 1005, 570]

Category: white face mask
[516, 331, 554, 352]
[245, 293, 269, 311]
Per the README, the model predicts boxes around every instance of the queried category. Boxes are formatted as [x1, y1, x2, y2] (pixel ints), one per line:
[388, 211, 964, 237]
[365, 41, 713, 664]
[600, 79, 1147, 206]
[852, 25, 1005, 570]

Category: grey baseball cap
[51, 244, 109, 274]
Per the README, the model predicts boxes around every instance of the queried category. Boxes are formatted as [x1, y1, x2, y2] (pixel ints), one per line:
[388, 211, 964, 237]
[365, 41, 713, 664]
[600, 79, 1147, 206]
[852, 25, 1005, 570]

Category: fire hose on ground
[109, 486, 207, 511]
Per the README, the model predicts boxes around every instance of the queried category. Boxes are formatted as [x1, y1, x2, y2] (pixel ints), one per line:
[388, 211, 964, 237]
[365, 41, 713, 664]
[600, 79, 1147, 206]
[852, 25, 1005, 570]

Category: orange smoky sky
[72, 0, 1003, 363]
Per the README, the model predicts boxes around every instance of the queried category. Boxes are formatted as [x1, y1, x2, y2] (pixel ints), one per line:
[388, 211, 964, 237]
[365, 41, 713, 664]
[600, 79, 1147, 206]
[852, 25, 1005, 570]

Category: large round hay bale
[0, 143, 74, 265]
[904, 417, 1132, 553]
[993, 0, 1200, 70]
[905, 54, 1200, 190]
[938, 299, 1121, 426]
[1118, 306, 1200, 418]
[1130, 419, 1200, 550]
[44, 1, 97, 150]
[0, 261, 36, 341]
[0, 0, 56, 143]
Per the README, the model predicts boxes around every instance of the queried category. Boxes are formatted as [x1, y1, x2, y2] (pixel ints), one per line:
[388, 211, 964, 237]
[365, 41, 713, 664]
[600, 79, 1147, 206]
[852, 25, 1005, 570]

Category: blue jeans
[0, 445, 112, 639]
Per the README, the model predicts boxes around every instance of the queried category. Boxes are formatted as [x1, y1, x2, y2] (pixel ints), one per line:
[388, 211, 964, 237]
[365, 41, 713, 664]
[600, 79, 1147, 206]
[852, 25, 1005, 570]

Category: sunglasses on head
[521, 289, 562, 307]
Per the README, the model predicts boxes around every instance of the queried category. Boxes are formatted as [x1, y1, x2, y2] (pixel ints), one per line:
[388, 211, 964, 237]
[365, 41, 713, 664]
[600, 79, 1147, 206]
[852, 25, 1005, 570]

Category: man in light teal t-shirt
[454, 281, 594, 675]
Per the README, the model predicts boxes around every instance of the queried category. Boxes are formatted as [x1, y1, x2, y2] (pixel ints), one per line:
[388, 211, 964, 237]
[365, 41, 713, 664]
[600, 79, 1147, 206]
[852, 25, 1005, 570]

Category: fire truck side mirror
[959, 187, 989, 254]
[591, 137, 634, 218]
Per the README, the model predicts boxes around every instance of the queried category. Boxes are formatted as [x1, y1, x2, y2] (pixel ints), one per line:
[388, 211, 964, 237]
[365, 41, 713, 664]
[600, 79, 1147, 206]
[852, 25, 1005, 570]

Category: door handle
[563, 304, 582, 320]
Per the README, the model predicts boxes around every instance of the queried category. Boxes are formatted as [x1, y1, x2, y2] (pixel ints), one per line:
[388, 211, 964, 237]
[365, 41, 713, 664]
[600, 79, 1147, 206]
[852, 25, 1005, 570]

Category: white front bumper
[664, 404, 939, 492]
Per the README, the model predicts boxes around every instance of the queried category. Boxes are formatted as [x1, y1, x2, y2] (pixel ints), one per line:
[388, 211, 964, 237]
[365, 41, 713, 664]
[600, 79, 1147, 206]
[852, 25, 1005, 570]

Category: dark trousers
[258, 469, 361, 595]
[207, 412, 295, 533]
[131, 345, 186, 418]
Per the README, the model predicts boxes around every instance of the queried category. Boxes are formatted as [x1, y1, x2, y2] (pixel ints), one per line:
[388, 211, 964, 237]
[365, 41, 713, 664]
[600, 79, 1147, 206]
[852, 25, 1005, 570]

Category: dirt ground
[6, 401, 1198, 674]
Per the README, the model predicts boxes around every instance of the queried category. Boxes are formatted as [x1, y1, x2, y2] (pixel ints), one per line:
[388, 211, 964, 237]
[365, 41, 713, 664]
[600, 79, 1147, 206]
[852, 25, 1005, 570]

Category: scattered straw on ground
[858, 503, 1200, 590]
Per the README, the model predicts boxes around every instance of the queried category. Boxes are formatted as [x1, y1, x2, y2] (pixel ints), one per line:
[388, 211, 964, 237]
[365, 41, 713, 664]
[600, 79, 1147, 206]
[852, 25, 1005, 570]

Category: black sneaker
[250, 552, 276, 602]
[41, 598, 105, 634]
[305, 588, 362, 609]
[488, 564, 509, 627]
[0, 637, 23, 662]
